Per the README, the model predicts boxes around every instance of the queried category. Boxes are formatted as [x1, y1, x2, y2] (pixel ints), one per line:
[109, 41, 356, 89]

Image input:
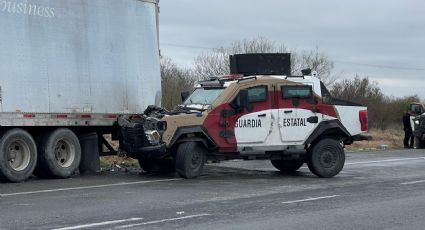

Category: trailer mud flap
[79, 132, 101, 174]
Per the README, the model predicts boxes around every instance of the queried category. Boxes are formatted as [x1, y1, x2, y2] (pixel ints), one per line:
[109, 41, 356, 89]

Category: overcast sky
[158, 0, 425, 99]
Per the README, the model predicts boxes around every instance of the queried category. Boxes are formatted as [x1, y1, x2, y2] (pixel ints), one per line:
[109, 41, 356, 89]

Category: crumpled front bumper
[119, 117, 167, 160]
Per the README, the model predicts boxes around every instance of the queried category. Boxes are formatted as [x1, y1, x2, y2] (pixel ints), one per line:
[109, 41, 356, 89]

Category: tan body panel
[162, 114, 205, 145]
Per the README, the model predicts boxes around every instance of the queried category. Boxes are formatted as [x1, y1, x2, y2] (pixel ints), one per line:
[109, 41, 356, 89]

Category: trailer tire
[0, 129, 37, 182]
[271, 160, 304, 173]
[307, 138, 345, 178]
[175, 142, 206, 179]
[138, 158, 175, 174]
[35, 128, 81, 179]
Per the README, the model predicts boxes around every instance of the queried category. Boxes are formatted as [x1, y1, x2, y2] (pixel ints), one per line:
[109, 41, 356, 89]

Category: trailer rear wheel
[175, 142, 206, 179]
[35, 128, 81, 179]
[271, 160, 304, 173]
[0, 129, 37, 182]
[307, 138, 345, 178]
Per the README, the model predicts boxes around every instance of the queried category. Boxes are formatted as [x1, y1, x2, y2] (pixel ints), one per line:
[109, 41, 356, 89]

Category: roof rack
[285, 75, 305, 79]
[237, 76, 257, 83]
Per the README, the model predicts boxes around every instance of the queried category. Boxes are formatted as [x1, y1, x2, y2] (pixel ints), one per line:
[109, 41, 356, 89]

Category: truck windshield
[183, 88, 224, 105]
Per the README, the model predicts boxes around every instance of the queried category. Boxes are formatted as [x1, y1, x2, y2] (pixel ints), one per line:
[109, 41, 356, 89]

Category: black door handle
[307, 116, 319, 123]
[258, 113, 266, 117]
[284, 110, 293, 114]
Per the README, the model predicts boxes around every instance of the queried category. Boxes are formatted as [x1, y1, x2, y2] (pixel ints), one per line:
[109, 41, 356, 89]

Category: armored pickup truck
[119, 53, 369, 179]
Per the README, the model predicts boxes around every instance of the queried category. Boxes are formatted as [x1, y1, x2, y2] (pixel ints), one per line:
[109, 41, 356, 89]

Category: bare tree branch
[192, 37, 334, 85]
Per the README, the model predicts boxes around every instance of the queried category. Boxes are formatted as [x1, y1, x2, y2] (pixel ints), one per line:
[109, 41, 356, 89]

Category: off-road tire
[0, 129, 37, 182]
[270, 159, 304, 173]
[139, 158, 175, 174]
[307, 138, 345, 178]
[34, 128, 81, 179]
[175, 142, 206, 179]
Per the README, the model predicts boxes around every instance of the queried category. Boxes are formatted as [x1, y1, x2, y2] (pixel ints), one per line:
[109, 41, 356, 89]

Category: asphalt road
[1, 149, 425, 230]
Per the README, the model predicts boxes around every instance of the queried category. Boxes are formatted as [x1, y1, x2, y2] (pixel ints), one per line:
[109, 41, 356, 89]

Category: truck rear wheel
[35, 128, 81, 179]
[138, 158, 175, 174]
[175, 142, 206, 179]
[307, 138, 345, 178]
[271, 160, 304, 173]
[0, 129, 37, 182]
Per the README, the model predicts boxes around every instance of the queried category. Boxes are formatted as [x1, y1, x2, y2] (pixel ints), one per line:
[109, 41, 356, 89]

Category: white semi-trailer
[0, 0, 161, 182]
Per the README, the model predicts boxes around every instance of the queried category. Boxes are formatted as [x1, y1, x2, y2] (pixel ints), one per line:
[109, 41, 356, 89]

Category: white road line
[0, 178, 182, 197]
[345, 157, 425, 165]
[53, 218, 143, 230]
[300, 157, 425, 170]
[281, 195, 340, 204]
[115, 214, 211, 229]
[401, 180, 425, 185]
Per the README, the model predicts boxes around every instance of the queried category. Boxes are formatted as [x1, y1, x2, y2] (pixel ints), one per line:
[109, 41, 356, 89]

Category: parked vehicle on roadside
[0, 0, 161, 182]
[119, 53, 370, 179]
[411, 103, 425, 148]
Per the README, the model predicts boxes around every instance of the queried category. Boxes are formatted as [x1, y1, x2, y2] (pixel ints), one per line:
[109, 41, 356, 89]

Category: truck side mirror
[181, 91, 190, 102]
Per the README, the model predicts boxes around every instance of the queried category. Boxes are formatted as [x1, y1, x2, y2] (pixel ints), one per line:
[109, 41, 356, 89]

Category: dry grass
[345, 128, 404, 151]
[99, 135, 140, 169]
[100, 155, 139, 169]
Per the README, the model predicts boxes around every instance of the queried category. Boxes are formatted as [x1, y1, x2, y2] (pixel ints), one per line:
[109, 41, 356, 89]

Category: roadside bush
[331, 76, 421, 129]
[161, 57, 196, 110]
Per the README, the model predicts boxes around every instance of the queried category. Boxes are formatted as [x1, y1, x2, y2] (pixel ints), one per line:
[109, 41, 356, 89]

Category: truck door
[277, 84, 322, 145]
[231, 85, 273, 147]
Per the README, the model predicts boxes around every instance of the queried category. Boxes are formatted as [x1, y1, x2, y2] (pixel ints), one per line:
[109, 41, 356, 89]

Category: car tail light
[359, 110, 368, 131]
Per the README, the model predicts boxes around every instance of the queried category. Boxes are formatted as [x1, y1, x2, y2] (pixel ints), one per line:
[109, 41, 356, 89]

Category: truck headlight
[145, 130, 161, 145]
[415, 120, 420, 125]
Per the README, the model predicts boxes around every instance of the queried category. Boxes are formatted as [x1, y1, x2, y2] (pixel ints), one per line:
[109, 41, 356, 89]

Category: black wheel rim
[319, 147, 338, 169]
[190, 151, 202, 171]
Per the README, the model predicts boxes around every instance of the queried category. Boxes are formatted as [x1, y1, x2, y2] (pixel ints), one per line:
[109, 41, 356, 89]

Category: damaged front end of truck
[117, 106, 169, 160]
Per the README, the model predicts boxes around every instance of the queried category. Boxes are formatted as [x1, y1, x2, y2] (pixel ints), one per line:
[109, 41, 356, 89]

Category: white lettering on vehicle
[0, 0, 55, 18]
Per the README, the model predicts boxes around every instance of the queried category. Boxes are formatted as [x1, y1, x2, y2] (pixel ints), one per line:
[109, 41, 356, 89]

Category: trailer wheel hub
[7, 140, 31, 171]
[54, 140, 75, 168]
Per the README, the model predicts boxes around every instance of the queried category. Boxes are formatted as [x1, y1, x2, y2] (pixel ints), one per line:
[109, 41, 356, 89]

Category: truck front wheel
[175, 142, 206, 179]
[307, 138, 345, 178]
[0, 129, 37, 182]
[271, 159, 304, 173]
[35, 128, 81, 179]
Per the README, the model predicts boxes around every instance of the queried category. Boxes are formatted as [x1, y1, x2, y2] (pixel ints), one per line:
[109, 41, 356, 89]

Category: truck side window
[247, 86, 268, 102]
[282, 85, 312, 99]
[230, 85, 268, 109]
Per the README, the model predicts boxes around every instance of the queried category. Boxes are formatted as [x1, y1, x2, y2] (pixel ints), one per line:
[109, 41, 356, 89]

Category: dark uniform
[403, 112, 414, 148]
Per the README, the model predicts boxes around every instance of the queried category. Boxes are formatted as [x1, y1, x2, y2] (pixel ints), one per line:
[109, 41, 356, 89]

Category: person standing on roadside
[403, 109, 414, 148]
